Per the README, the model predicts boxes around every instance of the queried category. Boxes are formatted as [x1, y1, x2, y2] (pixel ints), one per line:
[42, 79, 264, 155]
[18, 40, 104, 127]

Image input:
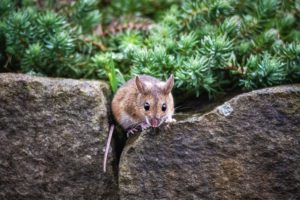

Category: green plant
[0, 0, 299, 98]
[0, 0, 102, 77]
[105, 0, 300, 97]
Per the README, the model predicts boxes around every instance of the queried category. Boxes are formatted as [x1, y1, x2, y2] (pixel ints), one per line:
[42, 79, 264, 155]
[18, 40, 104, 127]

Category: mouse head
[135, 75, 174, 128]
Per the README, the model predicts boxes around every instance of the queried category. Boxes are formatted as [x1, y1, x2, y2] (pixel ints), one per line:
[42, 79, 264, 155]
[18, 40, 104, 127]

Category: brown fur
[105, 75, 174, 172]
[111, 75, 174, 129]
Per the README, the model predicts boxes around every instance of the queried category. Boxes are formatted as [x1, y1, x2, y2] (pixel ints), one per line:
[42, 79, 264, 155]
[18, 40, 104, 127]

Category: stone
[0, 73, 118, 199]
[119, 85, 300, 200]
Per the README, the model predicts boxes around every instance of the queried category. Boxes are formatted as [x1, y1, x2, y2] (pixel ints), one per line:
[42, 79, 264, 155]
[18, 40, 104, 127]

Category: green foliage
[104, 0, 300, 97]
[67, 0, 101, 33]
[1, 8, 79, 76]
[90, 53, 122, 93]
[0, 0, 13, 17]
[0, 0, 299, 97]
[100, 0, 181, 23]
[240, 53, 285, 89]
[0, 0, 103, 77]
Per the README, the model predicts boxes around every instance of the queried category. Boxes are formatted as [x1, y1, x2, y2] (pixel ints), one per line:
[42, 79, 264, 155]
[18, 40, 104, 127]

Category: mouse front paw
[126, 128, 138, 137]
[141, 121, 151, 130]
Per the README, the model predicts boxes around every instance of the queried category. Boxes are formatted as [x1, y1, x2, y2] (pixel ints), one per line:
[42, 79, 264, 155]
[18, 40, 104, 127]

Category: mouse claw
[126, 128, 138, 137]
[141, 122, 150, 131]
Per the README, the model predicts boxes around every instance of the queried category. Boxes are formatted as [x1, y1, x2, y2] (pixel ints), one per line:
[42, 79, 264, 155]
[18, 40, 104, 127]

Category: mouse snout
[150, 118, 160, 128]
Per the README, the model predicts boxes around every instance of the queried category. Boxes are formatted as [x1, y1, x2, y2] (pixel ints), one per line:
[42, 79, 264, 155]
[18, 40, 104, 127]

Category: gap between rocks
[108, 89, 244, 194]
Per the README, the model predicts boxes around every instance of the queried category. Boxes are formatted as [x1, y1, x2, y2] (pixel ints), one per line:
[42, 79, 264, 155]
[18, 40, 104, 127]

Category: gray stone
[119, 85, 300, 200]
[0, 73, 118, 200]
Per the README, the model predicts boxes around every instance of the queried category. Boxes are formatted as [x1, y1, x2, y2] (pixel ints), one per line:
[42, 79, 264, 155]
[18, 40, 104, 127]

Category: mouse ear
[163, 74, 174, 94]
[135, 76, 149, 94]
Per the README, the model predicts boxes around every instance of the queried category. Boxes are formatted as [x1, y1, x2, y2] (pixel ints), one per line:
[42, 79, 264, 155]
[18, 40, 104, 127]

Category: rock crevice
[1, 73, 299, 200]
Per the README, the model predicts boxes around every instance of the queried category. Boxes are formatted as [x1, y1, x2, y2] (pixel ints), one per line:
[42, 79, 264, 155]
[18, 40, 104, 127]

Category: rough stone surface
[119, 85, 300, 200]
[0, 73, 118, 199]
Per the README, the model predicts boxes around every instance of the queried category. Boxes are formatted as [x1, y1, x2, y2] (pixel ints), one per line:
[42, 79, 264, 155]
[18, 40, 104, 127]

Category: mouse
[103, 75, 176, 172]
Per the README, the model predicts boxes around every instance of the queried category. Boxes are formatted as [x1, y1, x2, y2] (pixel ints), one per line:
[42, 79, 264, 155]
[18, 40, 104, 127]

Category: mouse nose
[150, 118, 160, 127]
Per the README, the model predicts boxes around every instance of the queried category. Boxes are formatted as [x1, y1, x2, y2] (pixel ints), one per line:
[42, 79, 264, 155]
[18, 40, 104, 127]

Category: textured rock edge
[119, 84, 300, 199]
[0, 73, 119, 199]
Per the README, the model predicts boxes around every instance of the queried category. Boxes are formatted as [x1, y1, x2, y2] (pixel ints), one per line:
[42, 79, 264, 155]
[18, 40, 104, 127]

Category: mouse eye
[162, 103, 167, 112]
[144, 102, 150, 111]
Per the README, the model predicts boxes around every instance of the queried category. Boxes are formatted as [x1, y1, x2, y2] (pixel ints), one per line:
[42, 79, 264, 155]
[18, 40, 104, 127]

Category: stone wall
[0, 73, 118, 199]
[119, 85, 300, 200]
[1, 73, 299, 199]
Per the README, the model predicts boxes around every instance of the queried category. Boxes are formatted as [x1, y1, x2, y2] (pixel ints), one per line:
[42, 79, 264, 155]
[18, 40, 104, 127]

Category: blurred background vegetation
[0, 0, 299, 99]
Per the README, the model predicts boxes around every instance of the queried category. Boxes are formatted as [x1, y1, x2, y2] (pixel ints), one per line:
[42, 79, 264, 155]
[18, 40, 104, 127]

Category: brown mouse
[103, 75, 176, 172]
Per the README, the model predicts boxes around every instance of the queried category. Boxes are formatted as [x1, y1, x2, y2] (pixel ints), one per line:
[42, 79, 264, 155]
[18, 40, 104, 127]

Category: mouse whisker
[174, 106, 195, 111]
[145, 117, 151, 127]
[159, 115, 170, 127]
[172, 113, 185, 116]
[174, 106, 183, 110]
